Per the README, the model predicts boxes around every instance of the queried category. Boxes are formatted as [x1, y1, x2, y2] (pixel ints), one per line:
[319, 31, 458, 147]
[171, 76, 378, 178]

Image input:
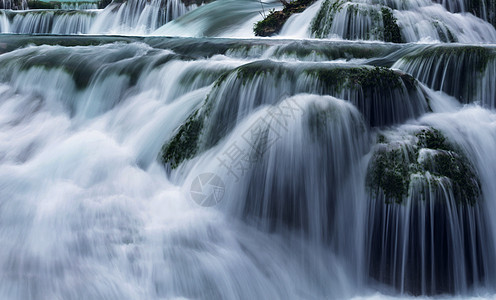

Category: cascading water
[282, 0, 496, 42]
[2, 0, 496, 299]
[393, 45, 496, 107]
[0, 0, 201, 34]
[0, 0, 27, 10]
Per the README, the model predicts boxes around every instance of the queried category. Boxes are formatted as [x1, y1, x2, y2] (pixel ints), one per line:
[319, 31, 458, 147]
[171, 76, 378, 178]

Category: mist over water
[1, 0, 496, 299]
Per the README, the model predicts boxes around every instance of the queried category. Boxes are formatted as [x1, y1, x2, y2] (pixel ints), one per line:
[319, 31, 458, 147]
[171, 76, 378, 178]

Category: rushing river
[1, 0, 496, 299]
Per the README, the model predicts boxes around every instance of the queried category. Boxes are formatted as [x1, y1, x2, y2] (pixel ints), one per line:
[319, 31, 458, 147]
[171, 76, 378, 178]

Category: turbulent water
[1, 0, 496, 299]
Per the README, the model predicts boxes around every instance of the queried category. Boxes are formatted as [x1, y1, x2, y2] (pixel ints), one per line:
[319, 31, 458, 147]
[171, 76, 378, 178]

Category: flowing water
[1, 0, 496, 299]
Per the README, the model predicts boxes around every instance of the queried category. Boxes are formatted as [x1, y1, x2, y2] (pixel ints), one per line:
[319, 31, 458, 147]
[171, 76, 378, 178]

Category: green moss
[381, 7, 402, 43]
[429, 151, 480, 205]
[367, 128, 481, 205]
[369, 147, 411, 204]
[160, 69, 227, 169]
[254, 10, 286, 37]
[254, 0, 317, 37]
[160, 109, 204, 169]
[415, 128, 450, 150]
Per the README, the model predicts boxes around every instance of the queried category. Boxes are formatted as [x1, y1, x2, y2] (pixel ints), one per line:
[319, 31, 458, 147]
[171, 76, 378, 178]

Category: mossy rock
[254, 0, 317, 37]
[159, 73, 225, 169]
[160, 109, 204, 169]
[311, 1, 403, 43]
[366, 127, 481, 205]
[381, 7, 402, 43]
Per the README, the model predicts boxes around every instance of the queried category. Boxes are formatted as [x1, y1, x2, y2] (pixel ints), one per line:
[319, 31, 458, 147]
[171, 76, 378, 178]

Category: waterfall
[434, 0, 496, 27]
[60, 3, 99, 10]
[152, 0, 282, 37]
[3, 0, 496, 298]
[8, 10, 96, 34]
[0, 10, 9, 32]
[0, 0, 199, 34]
[89, 0, 191, 34]
[1, 34, 496, 298]
[0, 0, 27, 9]
[149, 0, 496, 42]
[0, 38, 366, 300]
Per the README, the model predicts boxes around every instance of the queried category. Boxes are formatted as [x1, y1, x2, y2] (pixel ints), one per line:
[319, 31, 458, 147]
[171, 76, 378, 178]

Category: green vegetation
[368, 146, 411, 203]
[160, 109, 204, 169]
[160, 73, 227, 169]
[367, 128, 481, 205]
[381, 7, 402, 43]
[254, 0, 317, 37]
